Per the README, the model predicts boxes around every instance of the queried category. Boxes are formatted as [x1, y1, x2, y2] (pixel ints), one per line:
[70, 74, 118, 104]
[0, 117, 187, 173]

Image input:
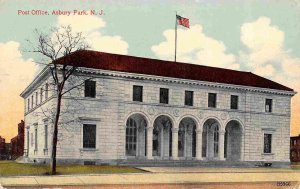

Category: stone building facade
[21, 50, 295, 166]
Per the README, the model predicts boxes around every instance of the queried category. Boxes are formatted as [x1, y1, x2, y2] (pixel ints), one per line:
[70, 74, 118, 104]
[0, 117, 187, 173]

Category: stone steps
[118, 159, 253, 167]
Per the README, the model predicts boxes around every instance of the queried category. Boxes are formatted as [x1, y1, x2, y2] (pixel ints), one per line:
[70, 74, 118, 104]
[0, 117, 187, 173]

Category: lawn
[0, 161, 144, 177]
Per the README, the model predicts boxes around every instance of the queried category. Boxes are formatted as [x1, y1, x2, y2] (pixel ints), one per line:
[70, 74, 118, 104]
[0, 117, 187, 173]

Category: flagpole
[175, 11, 177, 62]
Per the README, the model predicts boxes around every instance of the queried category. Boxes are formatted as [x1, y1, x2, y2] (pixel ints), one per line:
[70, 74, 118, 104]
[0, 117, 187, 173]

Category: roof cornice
[20, 66, 51, 98]
[76, 67, 296, 96]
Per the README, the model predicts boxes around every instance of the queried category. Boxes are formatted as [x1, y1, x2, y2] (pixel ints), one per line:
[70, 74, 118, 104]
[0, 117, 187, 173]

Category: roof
[54, 50, 293, 92]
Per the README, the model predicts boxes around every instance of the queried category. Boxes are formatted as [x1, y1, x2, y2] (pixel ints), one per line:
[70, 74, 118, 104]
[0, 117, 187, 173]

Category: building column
[219, 130, 225, 160]
[196, 129, 203, 160]
[171, 128, 179, 160]
[146, 127, 153, 159]
[240, 131, 245, 161]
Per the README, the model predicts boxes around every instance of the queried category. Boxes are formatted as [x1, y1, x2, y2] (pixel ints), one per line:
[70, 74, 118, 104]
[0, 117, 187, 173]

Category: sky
[0, 0, 299, 140]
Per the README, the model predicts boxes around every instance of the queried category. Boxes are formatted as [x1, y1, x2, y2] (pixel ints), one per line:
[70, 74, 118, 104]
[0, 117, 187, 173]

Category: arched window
[126, 118, 137, 156]
[213, 126, 219, 157]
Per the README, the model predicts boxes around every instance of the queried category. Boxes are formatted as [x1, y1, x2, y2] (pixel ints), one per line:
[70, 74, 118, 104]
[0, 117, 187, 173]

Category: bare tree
[27, 25, 89, 175]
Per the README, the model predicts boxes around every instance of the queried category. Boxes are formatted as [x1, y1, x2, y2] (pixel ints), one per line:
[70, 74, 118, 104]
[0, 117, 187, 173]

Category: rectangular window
[160, 88, 169, 104]
[45, 83, 48, 99]
[230, 95, 238, 109]
[83, 124, 96, 148]
[44, 124, 48, 149]
[35, 92, 38, 105]
[40, 88, 43, 103]
[27, 99, 30, 111]
[31, 95, 34, 108]
[208, 93, 217, 108]
[185, 91, 193, 106]
[27, 130, 30, 153]
[264, 133, 272, 153]
[133, 85, 143, 102]
[34, 128, 38, 151]
[30, 133, 34, 147]
[84, 80, 96, 98]
[265, 99, 272, 112]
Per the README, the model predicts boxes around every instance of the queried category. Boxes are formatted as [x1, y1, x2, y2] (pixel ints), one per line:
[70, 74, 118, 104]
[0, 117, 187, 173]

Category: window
[45, 83, 48, 99]
[133, 85, 143, 102]
[31, 95, 34, 108]
[160, 88, 169, 104]
[44, 123, 48, 149]
[185, 91, 193, 106]
[230, 95, 238, 109]
[26, 130, 29, 154]
[213, 126, 219, 157]
[208, 93, 217, 108]
[35, 92, 38, 105]
[30, 133, 34, 147]
[265, 99, 272, 112]
[84, 80, 96, 98]
[264, 133, 272, 153]
[40, 88, 43, 103]
[27, 98, 30, 111]
[34, 127, 38, 151]
[83, 124, 96, 148]
[126, 118, 137, 156]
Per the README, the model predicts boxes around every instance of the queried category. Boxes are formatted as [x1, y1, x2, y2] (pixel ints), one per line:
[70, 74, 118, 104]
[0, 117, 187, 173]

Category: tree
[27, 25, 89, 175]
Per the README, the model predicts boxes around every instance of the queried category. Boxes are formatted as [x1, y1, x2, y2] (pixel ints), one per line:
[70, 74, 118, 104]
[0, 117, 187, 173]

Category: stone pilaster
[146, 127, 153, 159]
[172, 128, 179, 160]
[196, 129, 203, 160]
[219, 130, 225, 160]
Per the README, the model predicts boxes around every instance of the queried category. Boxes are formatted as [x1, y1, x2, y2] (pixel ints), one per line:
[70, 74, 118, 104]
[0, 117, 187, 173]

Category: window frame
[82, 124, 97, 149]
[208, 93, 217, 108]
[184, 90, 194, 106]
[230, 95, 239, 110]
[262, 128, 275, 155]
[31, 95, 34, 108]
[44, 120, 48, 150]
[45, 83, 48, 99]
[265, 98, 273, 113]
[27, 98, 30, 111]
[35, 92, 38, 106]
[263, 133, 272, 154]
[159, 88, 169, 104]
[40, 88, 43, 103]
[34, 126, 38, 151]
[84, 80, 96, 98]
[133, 85, 143, 102]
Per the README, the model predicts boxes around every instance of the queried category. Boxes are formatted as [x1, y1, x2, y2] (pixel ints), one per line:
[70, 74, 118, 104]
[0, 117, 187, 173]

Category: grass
[0, 161, 144, 177]
[291, 164, 300, 169]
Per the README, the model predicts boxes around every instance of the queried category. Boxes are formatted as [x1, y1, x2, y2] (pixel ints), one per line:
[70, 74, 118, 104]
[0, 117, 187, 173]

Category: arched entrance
[125, 114, 147, 157]
[153, 115, 173, 158]
[225, 120, 242, 161]
[202, 119, 220, 159]
[178, 117, 196, 158]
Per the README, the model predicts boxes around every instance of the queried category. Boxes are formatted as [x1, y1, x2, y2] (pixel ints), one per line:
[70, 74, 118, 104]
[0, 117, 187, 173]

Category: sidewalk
[1, 168, 300, 187]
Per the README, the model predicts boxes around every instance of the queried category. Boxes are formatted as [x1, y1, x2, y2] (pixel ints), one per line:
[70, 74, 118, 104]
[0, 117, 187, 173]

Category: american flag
[176, 15, 190, 28]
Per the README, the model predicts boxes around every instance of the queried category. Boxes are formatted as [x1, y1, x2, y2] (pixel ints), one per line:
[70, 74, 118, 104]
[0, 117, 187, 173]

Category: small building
[11, 120, 25, 159]
[291, 135, 300, 163]
[0, 136, 5, 160]
[21, 50, 295, 167]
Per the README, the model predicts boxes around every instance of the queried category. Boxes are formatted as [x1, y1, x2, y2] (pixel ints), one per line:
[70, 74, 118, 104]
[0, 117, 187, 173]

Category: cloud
[253, 64, 275, 77]
[240, 16, 300, 135]
[152, 16, 300, 135]
[151, 25, 239, 69]
[0, 41, 37, 139]
[57, 15, 128, 55]
[240, 17, 286, 77]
